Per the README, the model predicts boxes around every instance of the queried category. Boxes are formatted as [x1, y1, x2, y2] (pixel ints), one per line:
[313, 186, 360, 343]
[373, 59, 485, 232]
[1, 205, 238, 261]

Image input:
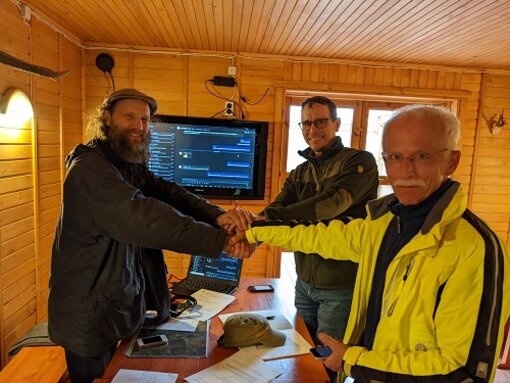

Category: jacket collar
[298, 136, 344, 162]
[368, 181, 466, 235]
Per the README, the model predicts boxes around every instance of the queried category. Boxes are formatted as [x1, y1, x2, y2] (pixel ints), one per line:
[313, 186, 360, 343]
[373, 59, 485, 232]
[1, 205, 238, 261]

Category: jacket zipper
[386, 257, 414, 317]
[310, 162, 320, 286]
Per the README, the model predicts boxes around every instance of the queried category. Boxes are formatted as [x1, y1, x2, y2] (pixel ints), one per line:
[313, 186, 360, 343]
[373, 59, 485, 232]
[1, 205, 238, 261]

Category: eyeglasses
[382, 148, 451, 165]
[298, 118, 331, 130]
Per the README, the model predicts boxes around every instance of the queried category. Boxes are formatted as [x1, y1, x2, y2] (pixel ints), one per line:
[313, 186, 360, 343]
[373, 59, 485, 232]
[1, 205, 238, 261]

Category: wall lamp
[0, 88, 34, 141]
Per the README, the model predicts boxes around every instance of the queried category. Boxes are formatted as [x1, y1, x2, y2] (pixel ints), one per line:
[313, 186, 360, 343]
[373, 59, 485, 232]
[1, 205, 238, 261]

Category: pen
[266, 315, 275, 320]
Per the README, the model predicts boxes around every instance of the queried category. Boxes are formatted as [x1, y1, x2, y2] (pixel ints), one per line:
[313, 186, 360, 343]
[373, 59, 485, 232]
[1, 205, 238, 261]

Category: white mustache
[393, 179, 426, 187]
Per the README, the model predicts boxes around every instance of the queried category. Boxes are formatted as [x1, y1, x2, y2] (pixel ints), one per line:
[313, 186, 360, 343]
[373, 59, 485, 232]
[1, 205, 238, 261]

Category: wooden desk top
[96, 277, 329, 383]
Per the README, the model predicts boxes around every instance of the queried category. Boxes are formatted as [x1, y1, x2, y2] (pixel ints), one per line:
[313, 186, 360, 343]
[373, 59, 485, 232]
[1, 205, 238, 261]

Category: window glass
[364, 109, 394, 177]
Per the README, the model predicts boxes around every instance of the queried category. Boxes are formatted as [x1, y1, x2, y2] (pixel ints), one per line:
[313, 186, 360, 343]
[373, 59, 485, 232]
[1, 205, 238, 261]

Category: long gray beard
[108, 128, 151, 164]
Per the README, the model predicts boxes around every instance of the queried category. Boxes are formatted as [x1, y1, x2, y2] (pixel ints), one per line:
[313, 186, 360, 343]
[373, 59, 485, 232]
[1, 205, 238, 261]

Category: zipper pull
[403, 263, 411, 281]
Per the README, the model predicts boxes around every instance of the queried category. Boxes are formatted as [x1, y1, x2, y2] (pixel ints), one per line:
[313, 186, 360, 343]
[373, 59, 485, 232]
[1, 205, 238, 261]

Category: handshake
[216, 205, 265, 259]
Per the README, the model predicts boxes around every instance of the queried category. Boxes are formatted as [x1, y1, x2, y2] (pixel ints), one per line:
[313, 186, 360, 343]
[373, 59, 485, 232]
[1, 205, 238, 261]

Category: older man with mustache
[232, 104, 510, 383]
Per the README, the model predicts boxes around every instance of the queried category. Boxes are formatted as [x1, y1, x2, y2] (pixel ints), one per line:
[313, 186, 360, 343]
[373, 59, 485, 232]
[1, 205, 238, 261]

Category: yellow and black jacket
[247, 182, 509, 382]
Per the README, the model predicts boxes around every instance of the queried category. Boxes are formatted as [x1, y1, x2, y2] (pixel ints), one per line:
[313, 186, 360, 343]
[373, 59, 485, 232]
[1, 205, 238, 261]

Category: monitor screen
[188, 252, 242, 283]
[148, 115, 268, 200]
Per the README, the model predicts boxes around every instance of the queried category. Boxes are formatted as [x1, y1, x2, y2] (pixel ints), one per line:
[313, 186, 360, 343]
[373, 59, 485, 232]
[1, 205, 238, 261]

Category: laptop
[170, 251, 243, 295]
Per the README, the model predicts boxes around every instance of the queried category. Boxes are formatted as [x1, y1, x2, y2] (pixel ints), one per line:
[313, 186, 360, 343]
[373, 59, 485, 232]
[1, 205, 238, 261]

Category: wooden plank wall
[0, 1, 82, 366]
[471, 74, 510, 243]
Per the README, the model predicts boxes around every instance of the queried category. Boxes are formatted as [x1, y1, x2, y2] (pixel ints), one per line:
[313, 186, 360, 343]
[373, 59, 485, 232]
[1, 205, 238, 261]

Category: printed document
[112, 369, 177, 383]
[185, 350, 282, 383]
[178, 289, 235, 321]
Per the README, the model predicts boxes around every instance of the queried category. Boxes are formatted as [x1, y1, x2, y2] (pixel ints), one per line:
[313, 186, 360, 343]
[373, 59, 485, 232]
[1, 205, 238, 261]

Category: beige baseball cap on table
[101, 88, 158, 116]
[218, 313, 286, 348]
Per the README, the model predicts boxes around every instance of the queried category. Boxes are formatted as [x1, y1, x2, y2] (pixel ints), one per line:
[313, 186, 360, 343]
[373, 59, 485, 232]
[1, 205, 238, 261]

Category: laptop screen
[188, 251, 242, 284]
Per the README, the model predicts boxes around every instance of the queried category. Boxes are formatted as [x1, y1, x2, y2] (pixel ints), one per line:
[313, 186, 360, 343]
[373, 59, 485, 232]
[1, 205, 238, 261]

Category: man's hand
[317, 332, 349, 372]
[223, 232, 255, 259]
[216, 207, 255, 233]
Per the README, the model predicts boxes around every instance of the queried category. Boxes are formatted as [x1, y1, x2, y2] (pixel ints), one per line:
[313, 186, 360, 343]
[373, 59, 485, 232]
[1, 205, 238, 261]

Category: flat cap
[218, 313, 286, 348]
[102, 88, 157, 116]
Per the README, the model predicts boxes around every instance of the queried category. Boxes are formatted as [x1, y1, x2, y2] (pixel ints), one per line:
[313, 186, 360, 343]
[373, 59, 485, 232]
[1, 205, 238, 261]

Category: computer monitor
[148, 115, 268, 200]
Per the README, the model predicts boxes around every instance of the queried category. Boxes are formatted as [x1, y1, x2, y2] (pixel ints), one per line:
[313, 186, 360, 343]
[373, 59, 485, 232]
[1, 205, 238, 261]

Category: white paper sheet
[178, 289, 236, 321]
[156, 317, 199, 332]
[184, 351, 282, 383]
[112, 369, 178, 383]
[241, 328, 312, 360]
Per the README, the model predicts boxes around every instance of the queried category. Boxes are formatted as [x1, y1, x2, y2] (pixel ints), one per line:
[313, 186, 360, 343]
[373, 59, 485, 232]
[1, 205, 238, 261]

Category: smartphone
[309, 346, 332, 360]
[247, 284, 274, 292]
[136, 334, 168, 350]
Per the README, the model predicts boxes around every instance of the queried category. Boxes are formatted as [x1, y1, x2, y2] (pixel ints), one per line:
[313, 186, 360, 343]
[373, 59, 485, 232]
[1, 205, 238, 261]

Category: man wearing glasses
[236, 104, 509, 382]
[258, 96, 379, 381]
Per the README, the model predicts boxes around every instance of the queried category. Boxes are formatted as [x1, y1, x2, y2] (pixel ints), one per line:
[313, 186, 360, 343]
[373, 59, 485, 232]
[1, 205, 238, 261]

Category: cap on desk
[218, 313, 286, 348]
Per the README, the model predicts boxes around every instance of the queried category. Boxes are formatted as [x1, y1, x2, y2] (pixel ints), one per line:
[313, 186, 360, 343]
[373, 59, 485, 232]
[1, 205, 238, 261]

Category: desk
[95, 278, 329, 383]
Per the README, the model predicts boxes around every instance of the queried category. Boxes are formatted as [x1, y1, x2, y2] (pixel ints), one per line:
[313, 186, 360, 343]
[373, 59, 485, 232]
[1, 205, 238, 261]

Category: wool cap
[102, 88, 157, 116]
[218, 313, 286, 348]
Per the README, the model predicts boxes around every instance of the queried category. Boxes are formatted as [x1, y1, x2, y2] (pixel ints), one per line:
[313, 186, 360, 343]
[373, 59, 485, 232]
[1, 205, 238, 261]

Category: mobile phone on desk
[309, 346, 332, 360]
[136, 334, 168, 350]
[247, 284, 274, 292]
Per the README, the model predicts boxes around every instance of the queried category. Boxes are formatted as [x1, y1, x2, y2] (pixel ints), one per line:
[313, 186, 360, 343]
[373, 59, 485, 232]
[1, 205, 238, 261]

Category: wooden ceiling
[19, 0, 510, 71]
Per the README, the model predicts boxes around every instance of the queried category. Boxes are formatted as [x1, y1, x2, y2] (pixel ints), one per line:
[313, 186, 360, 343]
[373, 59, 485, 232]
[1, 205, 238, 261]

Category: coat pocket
[93, 282, 144, 341]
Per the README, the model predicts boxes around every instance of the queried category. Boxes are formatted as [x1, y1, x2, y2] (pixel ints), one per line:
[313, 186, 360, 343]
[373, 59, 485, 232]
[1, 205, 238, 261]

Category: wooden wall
[472, 74, 510, 244]
[0, 1, 82, 366]
[1, 0, 510, 369]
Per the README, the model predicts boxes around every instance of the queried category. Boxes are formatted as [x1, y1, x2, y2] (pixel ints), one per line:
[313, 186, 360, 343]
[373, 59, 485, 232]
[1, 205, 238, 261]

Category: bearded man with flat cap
[48, 89, 251, 383]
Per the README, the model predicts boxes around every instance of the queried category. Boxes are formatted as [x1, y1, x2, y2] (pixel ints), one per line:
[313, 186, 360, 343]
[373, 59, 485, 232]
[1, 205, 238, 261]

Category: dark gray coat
[48, 139, 226, 357]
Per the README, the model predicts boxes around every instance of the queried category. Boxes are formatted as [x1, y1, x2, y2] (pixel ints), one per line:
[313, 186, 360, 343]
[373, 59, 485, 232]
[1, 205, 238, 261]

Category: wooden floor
[279, 252, 510, 383]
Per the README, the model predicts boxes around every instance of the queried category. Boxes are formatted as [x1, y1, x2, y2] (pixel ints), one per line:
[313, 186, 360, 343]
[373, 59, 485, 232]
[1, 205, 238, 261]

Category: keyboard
[178, 279, 233, 294]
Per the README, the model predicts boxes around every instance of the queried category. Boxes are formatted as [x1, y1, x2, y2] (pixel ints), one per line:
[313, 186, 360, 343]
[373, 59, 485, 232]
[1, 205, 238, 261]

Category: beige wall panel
[39, 220, 56, 239]
[0, 203, 34, 228]
[4, 305, 36, 349]
[1, 282, 35, 320]
[0, 216, 33, 243]
[38, 157, 60, 173]
[39, 170, 60, 186]
[0, 189, 33, 211]
[3, 272, 36, 304]
[1, 245, 34, 282]
[0, 128, 31, 144]
[39, 206, 59, 227]
[37, 118, 59, 133]
[3, 263, 34, 299]
[0, 145, 32, 161]
[38, 144, 59, 158]
[0, 230, 34, 261]
[2, 298, 36, 337]
[0, 159, 32, 178]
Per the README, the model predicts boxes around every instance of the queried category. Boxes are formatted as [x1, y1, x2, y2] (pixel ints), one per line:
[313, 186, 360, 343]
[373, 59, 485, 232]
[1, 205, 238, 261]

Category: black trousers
[64, 345, 117, 383]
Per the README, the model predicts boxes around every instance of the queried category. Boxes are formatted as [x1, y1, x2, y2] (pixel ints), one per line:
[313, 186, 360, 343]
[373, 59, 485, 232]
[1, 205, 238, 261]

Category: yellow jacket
[247, 182, 509, 382]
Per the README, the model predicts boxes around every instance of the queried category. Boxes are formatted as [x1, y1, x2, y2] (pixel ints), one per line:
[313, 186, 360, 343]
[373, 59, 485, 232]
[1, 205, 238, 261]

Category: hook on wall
[488, 110, 507, 136]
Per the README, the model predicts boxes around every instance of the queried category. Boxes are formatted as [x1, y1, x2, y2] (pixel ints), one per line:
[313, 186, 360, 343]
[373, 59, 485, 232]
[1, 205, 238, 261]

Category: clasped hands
[216, 205, 264, 259]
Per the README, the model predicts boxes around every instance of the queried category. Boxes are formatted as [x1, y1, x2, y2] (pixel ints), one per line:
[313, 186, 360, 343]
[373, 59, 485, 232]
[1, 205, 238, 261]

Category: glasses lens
[315, 118, 329, 128]
[299, 121, 311, 130]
